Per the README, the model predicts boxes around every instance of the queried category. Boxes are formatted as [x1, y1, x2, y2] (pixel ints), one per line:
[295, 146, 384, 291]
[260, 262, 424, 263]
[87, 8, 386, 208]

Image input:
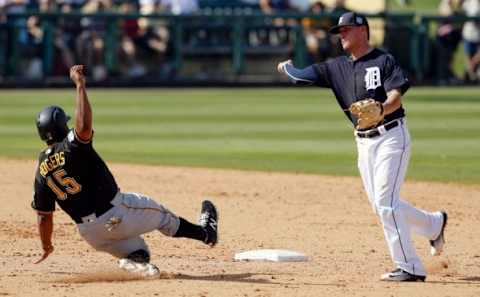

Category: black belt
[74, 201, 114, 224]
[355, 119, 402, 138]
[96, 201, 114, 217]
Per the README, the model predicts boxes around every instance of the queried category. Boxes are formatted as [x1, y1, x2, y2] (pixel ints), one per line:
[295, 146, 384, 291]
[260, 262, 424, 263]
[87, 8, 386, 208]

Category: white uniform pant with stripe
[77, 192, 180, 259]
[356, 120, 443, 276]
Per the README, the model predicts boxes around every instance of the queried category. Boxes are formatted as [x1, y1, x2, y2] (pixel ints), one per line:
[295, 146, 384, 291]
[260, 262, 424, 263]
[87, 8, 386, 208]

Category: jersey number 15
[46, 169, 82, 200]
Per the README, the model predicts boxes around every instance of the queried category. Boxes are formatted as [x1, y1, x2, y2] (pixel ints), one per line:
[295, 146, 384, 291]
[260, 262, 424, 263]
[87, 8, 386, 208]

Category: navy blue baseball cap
[329, 12, 370, 37]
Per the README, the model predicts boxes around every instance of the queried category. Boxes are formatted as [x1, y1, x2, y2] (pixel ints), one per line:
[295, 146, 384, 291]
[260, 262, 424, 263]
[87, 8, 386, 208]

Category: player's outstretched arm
[34, 212, 54, 264]
[70, 65, 92, 142]
[277, 60, 317, 85]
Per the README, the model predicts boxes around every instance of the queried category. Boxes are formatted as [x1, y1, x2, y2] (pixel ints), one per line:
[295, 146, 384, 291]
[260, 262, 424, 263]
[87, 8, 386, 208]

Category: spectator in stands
[117, 0, 169, 78]
[30, 0, 80, 77]
[24, 0, 53, 78]
[260, 0, 289, 14]
[0, 0, 29, 17]
[160, 0, 199, 15]
[435, 0, 463, 84]
[302, 1, 333, 62]
[138, 0, 169, 53]
[327, 0, 350, 57]
[259, 0, 293, 45]
[57, 0, 87, 10]
[329, 0, 349, 16]
[117, 0, 147, 78]
[466, 43, 480, 73]
[462, 0, 480, 81]
[1, 0, 35, 77]
[288, 0, 309, 12]
[76, 0, 113, 81]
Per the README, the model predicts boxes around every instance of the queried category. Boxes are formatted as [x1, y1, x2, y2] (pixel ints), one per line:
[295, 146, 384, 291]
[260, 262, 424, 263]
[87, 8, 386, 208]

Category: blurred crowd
[0, 0, 198, 80]
[436, 0, 480, 83]
[0, 0, 352, 80]
[2, 0, 480, 83]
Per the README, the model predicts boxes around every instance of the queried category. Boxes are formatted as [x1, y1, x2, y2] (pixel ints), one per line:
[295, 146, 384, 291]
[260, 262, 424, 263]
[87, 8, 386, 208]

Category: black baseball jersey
[32, 130, 119, 223]
[284, 48, 409, 126]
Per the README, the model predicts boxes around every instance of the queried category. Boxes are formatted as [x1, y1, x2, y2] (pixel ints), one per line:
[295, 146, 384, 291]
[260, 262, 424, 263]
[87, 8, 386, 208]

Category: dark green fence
[0, 11, 474, 85]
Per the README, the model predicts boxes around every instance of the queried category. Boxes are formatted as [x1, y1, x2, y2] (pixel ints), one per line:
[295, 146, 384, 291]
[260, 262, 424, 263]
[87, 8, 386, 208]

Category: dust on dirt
[1, 158, 480, 297]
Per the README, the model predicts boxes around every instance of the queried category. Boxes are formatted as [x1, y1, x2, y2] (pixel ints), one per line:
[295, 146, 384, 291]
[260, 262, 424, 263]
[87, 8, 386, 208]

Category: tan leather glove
[349, 99, 385, 130]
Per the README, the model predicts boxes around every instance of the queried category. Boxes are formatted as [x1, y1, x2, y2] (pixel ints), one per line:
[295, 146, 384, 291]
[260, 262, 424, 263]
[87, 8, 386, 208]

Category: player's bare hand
[70, 65, 86, 86]
[277, 59, 292, 74]
[34, 245, 54, 264]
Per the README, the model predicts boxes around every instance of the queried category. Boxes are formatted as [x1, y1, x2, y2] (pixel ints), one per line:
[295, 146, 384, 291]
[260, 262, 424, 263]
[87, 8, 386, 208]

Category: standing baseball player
[277, 12, 447, 282]
[32, 65, 218, 277]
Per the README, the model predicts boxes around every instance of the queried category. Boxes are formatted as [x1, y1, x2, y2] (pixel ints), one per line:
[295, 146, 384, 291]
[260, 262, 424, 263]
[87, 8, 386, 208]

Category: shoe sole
[202, 200, 219, 247]
[380, 271, 426, 282]
[430, 211, 448, 256]
[381, 276, 426, 282]
[118, 259, 160, 277]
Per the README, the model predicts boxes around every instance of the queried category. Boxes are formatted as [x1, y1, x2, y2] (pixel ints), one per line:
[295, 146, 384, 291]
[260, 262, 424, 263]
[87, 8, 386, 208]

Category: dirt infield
[1, 158, 480, 297]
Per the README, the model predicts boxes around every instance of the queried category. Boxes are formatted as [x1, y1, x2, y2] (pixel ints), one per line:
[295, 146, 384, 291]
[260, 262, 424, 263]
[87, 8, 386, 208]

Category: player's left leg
[105, 240, 161, 277]
[399, 200, 447, 256]
[399, 200, 444, 239]
[78, 227, 161, 277]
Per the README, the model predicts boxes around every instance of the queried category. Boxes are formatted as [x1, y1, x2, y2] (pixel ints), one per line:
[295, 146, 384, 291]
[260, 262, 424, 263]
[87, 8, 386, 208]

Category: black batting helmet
[36, 106, 71, 144]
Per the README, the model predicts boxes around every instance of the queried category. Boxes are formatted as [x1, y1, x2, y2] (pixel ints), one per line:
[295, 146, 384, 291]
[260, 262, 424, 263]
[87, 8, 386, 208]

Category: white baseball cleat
[430, 211, 448, 256]
[118, 258, 160, 277]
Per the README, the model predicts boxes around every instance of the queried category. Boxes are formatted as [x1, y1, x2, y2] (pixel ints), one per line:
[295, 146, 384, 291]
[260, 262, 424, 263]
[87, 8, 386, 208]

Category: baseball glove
[348, 99, 384, 130]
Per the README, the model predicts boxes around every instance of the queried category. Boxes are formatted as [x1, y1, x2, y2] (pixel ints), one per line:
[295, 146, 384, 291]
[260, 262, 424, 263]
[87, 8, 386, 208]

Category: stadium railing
[0, 11, 472, 86]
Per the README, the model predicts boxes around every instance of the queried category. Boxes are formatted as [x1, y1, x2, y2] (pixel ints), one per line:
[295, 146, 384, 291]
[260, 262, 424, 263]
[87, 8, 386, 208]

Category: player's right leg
[356, 137, 376, 213]
[371, 124, 426, 280]
[174, 200, 218, 246]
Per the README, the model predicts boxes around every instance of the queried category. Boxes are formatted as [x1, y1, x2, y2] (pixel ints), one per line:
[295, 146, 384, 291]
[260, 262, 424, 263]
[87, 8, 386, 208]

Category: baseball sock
[173, 217, 207, 242]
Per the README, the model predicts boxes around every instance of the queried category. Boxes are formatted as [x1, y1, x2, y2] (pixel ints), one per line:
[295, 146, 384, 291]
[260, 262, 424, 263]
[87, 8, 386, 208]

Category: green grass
[1, 87, 479, 184]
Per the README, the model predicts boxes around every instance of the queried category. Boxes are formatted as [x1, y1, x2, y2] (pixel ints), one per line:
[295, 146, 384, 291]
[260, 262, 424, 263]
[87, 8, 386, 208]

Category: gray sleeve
[283, 64, 319, 85]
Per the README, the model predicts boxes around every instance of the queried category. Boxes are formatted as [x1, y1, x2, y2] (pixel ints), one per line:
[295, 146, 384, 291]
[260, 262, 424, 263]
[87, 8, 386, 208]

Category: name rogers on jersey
[39, 152, 65, 177]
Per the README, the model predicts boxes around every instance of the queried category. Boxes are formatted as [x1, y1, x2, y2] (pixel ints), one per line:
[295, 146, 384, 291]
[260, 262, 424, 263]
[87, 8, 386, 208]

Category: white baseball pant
[356, 119, 444, 276]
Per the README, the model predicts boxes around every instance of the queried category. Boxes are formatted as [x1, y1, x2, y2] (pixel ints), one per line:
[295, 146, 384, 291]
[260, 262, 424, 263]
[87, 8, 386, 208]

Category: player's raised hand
[70, 65, 86, 87]
[277, 59, 292, 74]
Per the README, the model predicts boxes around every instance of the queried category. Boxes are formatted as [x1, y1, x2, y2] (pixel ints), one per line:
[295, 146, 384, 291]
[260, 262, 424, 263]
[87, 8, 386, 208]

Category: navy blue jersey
[32, 130, 118, 223]
[284, 48, 409, 126]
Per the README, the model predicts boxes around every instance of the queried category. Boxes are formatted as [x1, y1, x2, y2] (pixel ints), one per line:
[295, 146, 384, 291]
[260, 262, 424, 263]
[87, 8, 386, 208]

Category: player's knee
[375, 205, 399, 221]
[374, 195, 400, 211]
[126, 249, 150, 263]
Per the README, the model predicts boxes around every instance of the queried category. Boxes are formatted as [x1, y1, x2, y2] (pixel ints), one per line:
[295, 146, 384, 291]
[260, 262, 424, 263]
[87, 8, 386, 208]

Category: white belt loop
[377, 125, 387, 135]
[81, 213, 97, 224]
[78, 192, 121, 225]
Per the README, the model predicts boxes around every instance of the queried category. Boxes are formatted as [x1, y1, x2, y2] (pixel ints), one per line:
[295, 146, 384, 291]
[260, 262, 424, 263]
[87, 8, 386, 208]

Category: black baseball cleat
[199, 200, 218, 247]
[430, 211, 448, 256]
[380, 268, 426, 282]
